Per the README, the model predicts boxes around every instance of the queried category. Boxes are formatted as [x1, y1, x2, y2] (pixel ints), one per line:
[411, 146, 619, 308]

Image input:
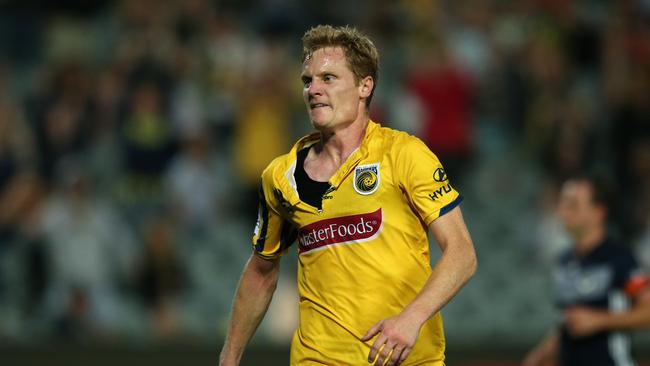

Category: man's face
[557, 181, 602, 235]
[301, 47, 368, 131]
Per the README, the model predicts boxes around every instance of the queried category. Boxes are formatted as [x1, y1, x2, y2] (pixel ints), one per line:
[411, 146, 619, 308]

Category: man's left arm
[362, 206, 477, 366]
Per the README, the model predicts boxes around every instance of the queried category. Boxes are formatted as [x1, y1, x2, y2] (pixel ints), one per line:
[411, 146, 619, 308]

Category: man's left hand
[564, 306, 610, 337]
[361, 312, 423, 366]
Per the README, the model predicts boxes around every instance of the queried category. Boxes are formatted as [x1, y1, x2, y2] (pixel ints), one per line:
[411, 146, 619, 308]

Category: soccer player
[523, 175, 650, 366]
[219, 25, 477, 366]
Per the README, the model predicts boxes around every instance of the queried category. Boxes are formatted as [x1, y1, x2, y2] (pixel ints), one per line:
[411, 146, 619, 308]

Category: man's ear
[359, 76, 374, 98]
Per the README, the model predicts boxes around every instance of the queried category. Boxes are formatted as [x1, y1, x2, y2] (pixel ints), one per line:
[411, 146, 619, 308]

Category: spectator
[136, 214, 185, 338]
[164, 130, 230, 235]
[403, 33, 475, 178]
[38, 159, 137, 337]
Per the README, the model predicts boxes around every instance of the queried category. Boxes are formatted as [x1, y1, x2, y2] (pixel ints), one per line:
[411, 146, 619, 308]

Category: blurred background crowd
[0, 0, 649, 363]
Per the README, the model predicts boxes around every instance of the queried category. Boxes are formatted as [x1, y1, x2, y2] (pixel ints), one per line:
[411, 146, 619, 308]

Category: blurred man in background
[524, 175, 650, 366]
[219, 25, 476, 366]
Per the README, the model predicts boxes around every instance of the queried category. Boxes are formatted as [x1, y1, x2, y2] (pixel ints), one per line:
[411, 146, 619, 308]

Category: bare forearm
[219, 256, 280, 365]
[595, 291, 650, 332]
[403, 242, 476, 323]
[402, 207, 477, 323]
[603, 305, 650, 331]
[360, 207, 476, 366]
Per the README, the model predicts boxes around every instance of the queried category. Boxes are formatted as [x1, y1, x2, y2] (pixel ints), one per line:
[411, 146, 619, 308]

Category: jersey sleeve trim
[254, 219, 296, 260]
[279, 220, 297, 253]
[254, 185, 270, 253]
[423, 195, 463, 225]
[440, 195, 463, 217]
[253, 251, 279, 261]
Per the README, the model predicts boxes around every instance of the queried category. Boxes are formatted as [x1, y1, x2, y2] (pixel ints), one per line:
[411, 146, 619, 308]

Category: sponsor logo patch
[429, 184, 452, 201]
[433, 168, 447, 182]
[298, 208, 382, 254]
[322, 186, 335, 200]
[353, 163, 380, 195]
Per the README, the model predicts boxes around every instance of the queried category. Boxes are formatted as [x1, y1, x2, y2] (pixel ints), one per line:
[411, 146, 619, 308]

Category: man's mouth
[310, 103, 329, 109]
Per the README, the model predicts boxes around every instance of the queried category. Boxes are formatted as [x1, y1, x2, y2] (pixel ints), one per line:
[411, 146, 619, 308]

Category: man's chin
[310, 118, 330, 130]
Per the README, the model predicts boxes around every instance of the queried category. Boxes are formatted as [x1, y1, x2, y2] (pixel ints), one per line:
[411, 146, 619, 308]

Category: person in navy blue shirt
[524, 175, 650, 366]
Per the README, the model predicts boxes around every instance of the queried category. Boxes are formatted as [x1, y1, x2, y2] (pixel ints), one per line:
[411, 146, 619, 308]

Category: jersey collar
[274, 120, 380, 209]
[328, 119, 378, 188]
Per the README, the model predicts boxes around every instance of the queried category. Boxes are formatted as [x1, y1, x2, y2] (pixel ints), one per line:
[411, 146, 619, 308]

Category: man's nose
[307, 79, 323, 96]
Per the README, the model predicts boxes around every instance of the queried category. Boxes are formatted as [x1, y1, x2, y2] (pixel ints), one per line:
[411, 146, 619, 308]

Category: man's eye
[323, 75, 333, 82]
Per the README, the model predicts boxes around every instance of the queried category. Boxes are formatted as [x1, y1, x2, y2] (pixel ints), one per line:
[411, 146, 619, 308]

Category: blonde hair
[302, 25, 379, 107]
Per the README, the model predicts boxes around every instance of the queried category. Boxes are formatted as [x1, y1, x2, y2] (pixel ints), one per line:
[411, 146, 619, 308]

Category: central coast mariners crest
[353, 163, 380, 195]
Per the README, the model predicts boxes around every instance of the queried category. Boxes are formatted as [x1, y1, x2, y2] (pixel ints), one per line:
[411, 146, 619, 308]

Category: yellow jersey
[253, 120, 461, 365]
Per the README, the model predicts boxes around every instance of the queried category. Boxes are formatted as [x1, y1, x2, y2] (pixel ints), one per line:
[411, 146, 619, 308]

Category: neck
[316, 117, 369, 166]
[573, 225, 606, 256]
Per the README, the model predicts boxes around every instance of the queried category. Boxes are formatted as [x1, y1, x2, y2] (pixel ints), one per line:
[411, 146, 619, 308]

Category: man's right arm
[219, 254, 281, 366]
[522, 328, 559, 366]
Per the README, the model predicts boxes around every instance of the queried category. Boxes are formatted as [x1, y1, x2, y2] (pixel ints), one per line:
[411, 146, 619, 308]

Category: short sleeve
[394, 136, 462, 226]
[252, 181, 297, 260]
[613, 246, 650, 298]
